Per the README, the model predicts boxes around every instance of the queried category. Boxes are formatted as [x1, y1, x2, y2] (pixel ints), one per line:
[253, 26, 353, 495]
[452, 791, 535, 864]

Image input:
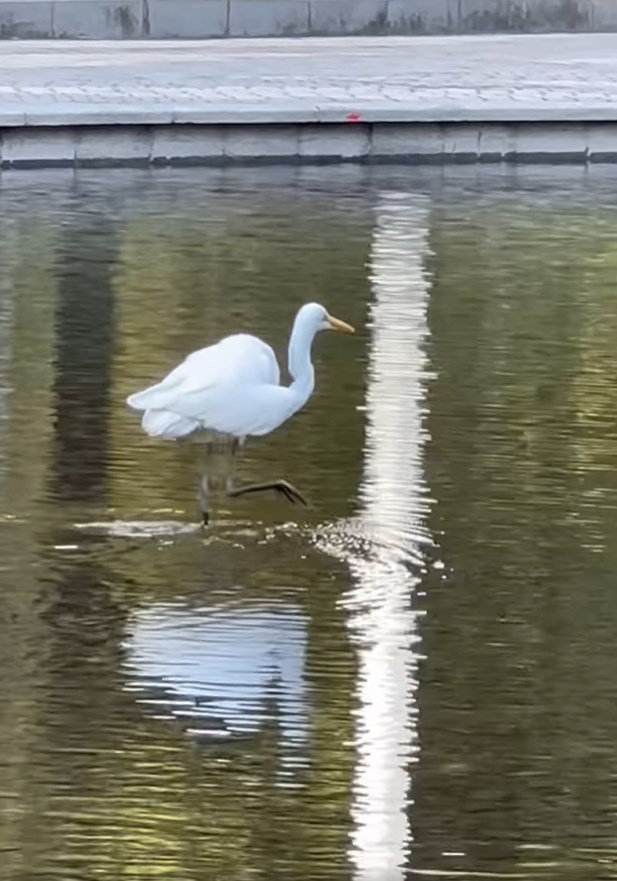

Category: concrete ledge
[7, 104, 617, 128]
[1, 0, 616, 39]
[2, 121, 617, 167]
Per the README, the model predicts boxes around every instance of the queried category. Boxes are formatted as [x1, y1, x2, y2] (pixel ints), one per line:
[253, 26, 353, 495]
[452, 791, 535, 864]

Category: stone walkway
[1, 33, 617, 126]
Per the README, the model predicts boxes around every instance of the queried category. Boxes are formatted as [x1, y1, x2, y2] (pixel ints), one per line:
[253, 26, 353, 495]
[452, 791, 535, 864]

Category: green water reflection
[1, 166, 617, 880]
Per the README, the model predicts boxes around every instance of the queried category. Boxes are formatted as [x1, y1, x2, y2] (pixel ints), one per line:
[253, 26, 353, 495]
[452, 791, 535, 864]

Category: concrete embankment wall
[1, 0, 616, 40]
[4, 121, 617, 168]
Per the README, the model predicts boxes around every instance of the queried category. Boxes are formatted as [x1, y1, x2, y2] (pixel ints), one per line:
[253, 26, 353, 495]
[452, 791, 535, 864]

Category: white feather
[140, 410, 200, 439]
[126, 304, 353, 442]
[127, 334, 281, 439]
[127, 334, 279, 412]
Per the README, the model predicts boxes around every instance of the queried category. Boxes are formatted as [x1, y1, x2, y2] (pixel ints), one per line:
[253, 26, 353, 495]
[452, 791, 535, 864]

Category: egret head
[297, 302, 355, 335]
[288, 302, 355, 384]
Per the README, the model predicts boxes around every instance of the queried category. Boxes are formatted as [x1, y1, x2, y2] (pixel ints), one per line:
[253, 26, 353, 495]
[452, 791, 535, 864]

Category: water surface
[2, 165, 617, 880]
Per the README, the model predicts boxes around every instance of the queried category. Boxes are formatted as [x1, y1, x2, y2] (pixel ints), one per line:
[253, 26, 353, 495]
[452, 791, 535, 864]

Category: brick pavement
[1, 34, 617, 126]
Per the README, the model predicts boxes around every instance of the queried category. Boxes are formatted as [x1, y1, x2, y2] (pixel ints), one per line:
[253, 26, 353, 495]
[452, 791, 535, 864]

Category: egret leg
[198, 475, 210, 526]
[227, 479, 308, 506]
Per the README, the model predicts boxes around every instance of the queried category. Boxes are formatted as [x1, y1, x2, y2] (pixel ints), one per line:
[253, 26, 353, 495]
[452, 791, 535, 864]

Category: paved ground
[2, 33, 617, 126]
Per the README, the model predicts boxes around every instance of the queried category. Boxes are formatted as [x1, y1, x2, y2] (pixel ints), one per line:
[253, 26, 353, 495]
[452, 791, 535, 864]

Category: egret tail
[140, 409, 199, 439]
[127, 380, 182, 412]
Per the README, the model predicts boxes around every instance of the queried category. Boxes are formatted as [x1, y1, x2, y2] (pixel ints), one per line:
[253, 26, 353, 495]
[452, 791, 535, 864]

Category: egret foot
[227, 479, 308, 506]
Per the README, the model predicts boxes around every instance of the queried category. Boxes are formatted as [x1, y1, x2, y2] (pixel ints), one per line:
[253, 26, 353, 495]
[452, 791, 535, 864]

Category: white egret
[126, 302, 355, 522]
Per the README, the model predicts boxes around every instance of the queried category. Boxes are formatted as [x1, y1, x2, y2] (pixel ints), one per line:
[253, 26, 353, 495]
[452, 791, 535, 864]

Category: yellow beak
[327, 313, 355, 334]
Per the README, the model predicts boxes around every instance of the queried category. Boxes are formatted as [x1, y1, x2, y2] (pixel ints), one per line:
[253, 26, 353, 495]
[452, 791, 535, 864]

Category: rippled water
[2, 165, 617, 880]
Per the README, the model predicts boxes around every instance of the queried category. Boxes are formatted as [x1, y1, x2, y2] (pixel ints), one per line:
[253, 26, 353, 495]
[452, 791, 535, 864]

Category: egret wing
[165, 384, 295, 437]
[127, 334, 280, 413]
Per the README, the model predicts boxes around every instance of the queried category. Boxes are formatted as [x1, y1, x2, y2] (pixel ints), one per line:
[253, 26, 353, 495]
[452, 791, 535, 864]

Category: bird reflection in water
[125, 600, 310, 757]
[126, 302, 354, 525]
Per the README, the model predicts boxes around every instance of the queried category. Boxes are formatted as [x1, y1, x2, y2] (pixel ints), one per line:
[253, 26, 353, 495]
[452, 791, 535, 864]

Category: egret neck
[287, 311, 317, 412]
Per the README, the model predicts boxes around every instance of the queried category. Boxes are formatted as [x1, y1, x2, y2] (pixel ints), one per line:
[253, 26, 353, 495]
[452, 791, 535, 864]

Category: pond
[1, 164, 617, 880]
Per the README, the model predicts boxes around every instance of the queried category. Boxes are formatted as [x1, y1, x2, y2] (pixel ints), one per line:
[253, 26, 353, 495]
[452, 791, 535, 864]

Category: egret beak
[327, 314, 355, 334]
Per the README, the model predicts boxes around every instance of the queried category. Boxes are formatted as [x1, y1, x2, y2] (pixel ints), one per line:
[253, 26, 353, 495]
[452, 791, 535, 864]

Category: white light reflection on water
[316, 193, 433, 880]
[0, 221, 14, 481]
